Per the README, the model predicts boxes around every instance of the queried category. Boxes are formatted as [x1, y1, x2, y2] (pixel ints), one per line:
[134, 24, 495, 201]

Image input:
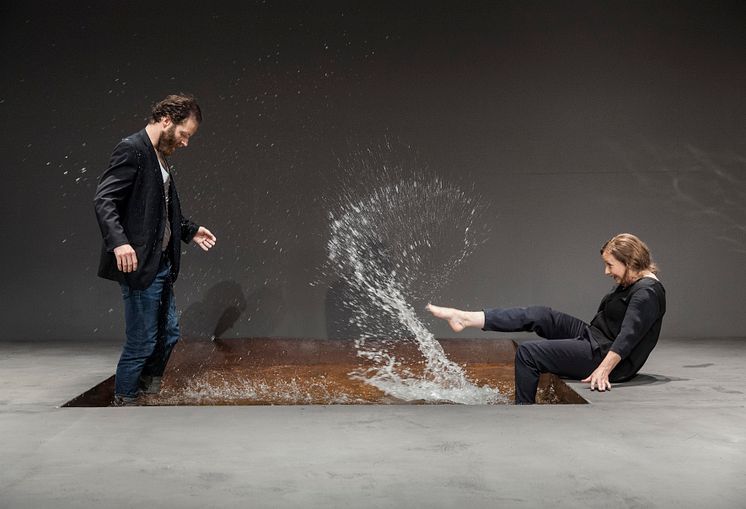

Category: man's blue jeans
[115, 256, 180, 398]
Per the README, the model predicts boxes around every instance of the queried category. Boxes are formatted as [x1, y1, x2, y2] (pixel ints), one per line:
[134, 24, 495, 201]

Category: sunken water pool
[63, 338, 587, 406]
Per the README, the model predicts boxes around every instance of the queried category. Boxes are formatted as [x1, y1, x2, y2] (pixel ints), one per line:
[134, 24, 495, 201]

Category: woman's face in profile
[602, 251, 628, 285]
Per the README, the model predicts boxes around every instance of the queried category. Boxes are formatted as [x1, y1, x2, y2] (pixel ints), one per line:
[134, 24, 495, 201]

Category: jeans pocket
[120, 283, 131, 299]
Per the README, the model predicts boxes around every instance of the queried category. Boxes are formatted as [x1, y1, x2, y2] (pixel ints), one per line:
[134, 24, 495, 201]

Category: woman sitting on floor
[427, 233, 666, 404]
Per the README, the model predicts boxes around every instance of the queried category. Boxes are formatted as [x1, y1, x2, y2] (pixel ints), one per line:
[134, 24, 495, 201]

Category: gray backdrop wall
[2, 1, 745, 341]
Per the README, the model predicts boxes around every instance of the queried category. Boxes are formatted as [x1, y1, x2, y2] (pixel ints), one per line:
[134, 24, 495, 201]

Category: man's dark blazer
[94, 129, 199, 290]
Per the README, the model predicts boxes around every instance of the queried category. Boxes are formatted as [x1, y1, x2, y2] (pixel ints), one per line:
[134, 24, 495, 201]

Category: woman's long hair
[601, 233, 658, 275]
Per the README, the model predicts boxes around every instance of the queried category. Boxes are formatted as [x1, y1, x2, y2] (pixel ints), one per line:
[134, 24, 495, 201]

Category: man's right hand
[113, 244, 138, 273]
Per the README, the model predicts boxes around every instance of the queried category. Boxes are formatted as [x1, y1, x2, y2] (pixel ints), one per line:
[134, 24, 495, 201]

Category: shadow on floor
[612, 373, 690, 387]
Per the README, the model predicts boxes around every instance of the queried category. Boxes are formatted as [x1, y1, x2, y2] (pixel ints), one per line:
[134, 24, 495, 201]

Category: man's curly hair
[150, 93, 202, 125]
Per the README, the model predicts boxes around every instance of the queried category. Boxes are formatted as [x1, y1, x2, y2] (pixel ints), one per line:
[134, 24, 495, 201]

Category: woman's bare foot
[426, 304, 484, 332]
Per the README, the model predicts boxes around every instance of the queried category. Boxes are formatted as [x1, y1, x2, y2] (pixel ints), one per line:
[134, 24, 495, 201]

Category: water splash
[158, 371, 365, 405]
[326, 149, 505, 404]
[347, 282, 506, 405]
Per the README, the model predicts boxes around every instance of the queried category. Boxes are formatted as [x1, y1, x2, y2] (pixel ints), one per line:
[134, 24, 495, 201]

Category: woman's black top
[590, 277, 667, 381]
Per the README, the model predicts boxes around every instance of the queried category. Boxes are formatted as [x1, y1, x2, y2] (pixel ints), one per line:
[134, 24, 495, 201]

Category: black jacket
[94, 129, 199, 290]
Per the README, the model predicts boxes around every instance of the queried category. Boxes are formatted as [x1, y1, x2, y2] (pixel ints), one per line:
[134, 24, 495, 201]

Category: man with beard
[94, 94, 217, 405]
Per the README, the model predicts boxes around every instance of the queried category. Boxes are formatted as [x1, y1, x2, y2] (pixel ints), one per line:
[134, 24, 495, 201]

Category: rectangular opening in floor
[62, 338, 588, 406]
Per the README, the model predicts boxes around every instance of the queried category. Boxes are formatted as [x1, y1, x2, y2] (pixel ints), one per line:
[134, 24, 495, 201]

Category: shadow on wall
[180, 280, 285, 339]
[325, 277, 361, 340]
[624, 144, 746, 254]
[324, 276, 408, 341]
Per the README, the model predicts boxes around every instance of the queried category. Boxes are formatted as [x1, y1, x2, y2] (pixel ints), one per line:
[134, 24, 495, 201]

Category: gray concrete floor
[0, 338, 744, 509]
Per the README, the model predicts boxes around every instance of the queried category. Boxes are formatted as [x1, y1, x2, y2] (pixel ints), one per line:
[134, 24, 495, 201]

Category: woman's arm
[581, 351, 622, 391]
[609, 286, 661, 359]
[583, 285, 661, 391]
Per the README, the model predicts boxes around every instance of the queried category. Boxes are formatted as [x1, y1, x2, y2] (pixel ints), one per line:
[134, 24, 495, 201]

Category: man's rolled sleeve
[180, 218, 199, 244]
